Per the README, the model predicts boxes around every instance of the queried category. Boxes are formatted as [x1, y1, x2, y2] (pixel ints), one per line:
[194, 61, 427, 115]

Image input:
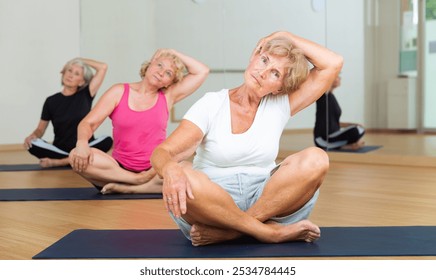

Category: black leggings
[28, 136, 113, 159]
[314, 125, 365, 150]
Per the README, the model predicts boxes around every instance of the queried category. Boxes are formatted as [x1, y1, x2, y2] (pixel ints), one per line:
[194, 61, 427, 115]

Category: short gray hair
[61, 58, 94, 87]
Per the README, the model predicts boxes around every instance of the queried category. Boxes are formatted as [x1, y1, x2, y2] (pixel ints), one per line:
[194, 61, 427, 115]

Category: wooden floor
[1, 131, 436, 260]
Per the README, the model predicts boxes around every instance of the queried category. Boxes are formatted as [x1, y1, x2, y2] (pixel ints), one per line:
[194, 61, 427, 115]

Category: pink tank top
[110, 84, 168, 171]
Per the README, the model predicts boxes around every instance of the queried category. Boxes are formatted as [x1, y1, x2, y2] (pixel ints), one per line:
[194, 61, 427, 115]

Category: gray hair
[61, 58, 94, 88]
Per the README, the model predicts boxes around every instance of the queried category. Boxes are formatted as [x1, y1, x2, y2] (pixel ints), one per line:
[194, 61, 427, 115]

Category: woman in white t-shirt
[151, 31, 343, 246]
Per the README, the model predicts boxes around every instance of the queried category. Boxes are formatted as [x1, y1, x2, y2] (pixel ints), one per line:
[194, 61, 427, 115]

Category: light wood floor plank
[1, 132, 436, 260]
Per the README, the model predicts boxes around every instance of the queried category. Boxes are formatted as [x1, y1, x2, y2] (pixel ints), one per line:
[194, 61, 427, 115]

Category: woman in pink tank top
[69, 49, 209, 194]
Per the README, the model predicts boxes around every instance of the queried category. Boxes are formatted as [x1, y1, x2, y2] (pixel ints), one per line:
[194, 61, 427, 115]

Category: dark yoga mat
[0, 187, 162, 201]
[329, 145, 382, 153]
[0, 164, 71, 171]
[33, 226, 436, 259]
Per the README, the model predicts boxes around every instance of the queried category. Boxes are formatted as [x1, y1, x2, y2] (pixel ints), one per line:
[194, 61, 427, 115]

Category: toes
[304, 231, 321, 242]
[190, 225, 200, 238]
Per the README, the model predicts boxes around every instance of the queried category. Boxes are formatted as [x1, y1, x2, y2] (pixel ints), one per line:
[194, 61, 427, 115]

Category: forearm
[27, 120, 48, 139]
[170, 49, 209, 76]
[273, 31, 343, 72]
[150, 146, 178, 178]
[79, 57, 108, 72]
[28, 128, 43, 139]
[76, 121, 94, 147]
[165, 50, 209, 104]
[266, 31, 343, 114]
[151, 121, 202, 177]
[81, 58, 108, 97]
[24, 120, 48, 148]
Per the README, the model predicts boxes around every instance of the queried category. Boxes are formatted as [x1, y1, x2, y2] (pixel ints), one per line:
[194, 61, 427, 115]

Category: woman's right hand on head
[69, 144, 93, 173]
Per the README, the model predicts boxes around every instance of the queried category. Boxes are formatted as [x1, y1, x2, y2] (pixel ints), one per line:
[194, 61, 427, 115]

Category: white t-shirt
[184, 89, 290, 178]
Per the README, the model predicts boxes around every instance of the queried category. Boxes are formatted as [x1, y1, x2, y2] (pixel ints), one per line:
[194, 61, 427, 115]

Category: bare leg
[190, 224, 239, 245]
[183, 147, 328, 246]
[265, 220, 321, 243]
[40, 157, 69, 168]
[101, 174, 163, 194]
[184, 173, 321, 245]
[246, 147, 328, 220]
[190, 220, 320, 246]
[69, 148, 152, 188]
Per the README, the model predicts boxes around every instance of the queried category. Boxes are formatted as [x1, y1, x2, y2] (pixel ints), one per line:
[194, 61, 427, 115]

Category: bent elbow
[200, 66, 210, 79]
[334, 55, 344, 73]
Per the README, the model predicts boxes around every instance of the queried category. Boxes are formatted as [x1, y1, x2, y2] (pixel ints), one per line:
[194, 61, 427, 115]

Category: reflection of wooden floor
[279, 129, 436, 167]
[1, 136, 436, 260]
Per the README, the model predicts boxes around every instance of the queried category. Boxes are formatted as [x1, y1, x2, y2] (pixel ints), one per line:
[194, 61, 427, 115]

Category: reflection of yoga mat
[0, 164, 71, 171]
[0, 187, 162, 201]
[329, 145, 382, 153]
[33, 226, 436, 259]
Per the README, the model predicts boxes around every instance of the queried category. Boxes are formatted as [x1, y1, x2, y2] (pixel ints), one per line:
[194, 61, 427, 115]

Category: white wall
[0, 0, 80, 145]
[80, 0, 156, 136]
[153, 0, 364, 132]
[326, 0, 365, 125]
[0, 0, 367, 144]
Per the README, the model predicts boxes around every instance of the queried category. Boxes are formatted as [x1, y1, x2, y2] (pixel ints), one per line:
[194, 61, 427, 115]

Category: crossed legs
[69, 148, 162, 194]
[177, 147, 329, 246]
[28, 139, 70, 168]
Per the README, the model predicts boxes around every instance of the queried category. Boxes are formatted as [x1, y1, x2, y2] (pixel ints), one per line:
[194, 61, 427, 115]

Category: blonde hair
[139, 51, 187, 84]
[258, 37, 309, 94]
[61, 58, 93, 87]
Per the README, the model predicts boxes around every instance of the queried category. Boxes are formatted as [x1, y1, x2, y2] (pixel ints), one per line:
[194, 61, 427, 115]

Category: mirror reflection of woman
[314, 74, 366, 150]
[69, 49, 209, 194]
[24, 58, 113, 168]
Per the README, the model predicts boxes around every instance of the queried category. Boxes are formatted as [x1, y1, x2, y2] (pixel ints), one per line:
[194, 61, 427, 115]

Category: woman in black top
[24, 58, 113, 168]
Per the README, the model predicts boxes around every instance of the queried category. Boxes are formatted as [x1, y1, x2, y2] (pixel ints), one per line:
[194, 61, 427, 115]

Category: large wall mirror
[81, 0, 332, 134]
[422, 0, 436, 130]
[1, 0, 434, 160]
[79, 0, 436, 157]
[80, 0, 357, 146]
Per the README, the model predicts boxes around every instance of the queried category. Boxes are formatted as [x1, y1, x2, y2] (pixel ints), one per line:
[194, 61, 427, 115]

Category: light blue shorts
[170, 172, 319, 240]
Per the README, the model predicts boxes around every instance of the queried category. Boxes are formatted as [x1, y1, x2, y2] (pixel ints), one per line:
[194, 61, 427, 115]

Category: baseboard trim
[0, 144, 24, 151]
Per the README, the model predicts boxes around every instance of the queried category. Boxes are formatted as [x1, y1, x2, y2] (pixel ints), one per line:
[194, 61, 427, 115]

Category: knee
[284, 147, 329, 176]
[180, 165, 210, 195]
[182, 165, 203, 187]
[307, 147, 329, 175]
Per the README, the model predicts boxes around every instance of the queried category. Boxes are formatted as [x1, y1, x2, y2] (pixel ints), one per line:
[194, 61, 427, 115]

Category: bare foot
[39, 158, 69, 168]
[190, 223, 241, 246]
[265, 220, 321, 243]
[101, 183, 134, 194]
[341, 139, 365, 151]
[190, 220, 320, 246]
[101, 182, 162, 194]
